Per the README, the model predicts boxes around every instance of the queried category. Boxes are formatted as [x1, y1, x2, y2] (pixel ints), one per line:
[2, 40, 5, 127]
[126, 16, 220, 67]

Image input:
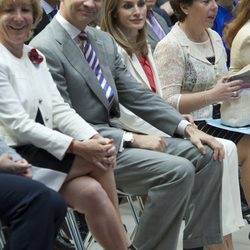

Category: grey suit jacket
[30, 19, 183, 151]
[147, 11, 171, 52]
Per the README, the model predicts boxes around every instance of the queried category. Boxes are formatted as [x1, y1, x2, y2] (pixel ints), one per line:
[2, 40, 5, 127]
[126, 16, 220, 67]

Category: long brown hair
[223, 0, 250, 48]
[101, 0, 148, 57]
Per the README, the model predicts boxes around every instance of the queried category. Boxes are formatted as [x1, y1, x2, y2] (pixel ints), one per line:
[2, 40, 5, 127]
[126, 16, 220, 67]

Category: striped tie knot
[78, 31, 87, 41]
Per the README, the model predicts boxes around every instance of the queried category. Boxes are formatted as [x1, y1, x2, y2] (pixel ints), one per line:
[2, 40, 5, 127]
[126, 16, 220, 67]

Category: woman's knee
[79, 180, 110, 208]
[238, 135, 250, 165]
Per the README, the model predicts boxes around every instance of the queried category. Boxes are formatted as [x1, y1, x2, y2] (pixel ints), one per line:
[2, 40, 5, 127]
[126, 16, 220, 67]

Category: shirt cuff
[176, 120, 191, 137]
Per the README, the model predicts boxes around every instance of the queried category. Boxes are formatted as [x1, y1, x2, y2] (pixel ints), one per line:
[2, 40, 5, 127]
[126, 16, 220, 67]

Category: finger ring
[233, 91, 238, 97]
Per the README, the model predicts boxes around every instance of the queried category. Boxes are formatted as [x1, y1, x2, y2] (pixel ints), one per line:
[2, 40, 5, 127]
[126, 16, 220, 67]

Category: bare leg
[205, 234, 233, 250]
[60, 156, 128, 250]
[238, 135, 250, 206]
[91, 166, 130, 244]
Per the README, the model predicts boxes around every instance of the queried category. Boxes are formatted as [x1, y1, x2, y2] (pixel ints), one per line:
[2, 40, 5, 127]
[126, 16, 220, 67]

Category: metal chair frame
[65, 208, 86, 250]
[0, 222, 5, 250]
[117, 190, 144, 240]
[82, 190, 145, 249]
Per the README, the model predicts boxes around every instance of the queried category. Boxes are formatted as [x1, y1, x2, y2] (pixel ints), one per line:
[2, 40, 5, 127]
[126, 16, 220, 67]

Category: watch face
[124, 132, 133, 142]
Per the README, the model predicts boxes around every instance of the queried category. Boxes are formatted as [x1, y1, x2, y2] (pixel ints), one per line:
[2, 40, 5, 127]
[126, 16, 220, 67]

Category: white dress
[154, 23, 244, 235]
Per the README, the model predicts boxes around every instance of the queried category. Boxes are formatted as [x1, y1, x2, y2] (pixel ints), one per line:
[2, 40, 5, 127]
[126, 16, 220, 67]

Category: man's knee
[198, 145, 223, 180]
[156, 157, 195, 189]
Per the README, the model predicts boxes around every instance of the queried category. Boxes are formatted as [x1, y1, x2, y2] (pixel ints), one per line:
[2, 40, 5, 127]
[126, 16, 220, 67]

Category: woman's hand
[0, 154, 32, 177]
[207, 78, 242, 103]
[70, 135, 116, 171]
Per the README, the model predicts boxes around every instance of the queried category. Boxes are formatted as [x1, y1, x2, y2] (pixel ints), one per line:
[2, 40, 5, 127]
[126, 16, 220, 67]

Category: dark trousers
[0, 174, 67, 250]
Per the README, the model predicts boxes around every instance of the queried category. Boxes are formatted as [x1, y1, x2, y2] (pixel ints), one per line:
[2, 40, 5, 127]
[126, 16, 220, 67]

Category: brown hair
[169, 0, 193, 22]
[101, 0, 148, 57]
[223, 0, 250, 48]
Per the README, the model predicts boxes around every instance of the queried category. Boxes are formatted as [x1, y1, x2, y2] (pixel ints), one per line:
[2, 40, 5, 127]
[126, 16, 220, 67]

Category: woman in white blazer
[102, 0, 167, 137]
[102, 0, 244, 249]
[0, 0, 130, 249]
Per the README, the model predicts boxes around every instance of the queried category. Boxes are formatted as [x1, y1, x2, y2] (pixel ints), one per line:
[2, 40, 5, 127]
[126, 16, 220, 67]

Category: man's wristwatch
[123, 132, 134, 148]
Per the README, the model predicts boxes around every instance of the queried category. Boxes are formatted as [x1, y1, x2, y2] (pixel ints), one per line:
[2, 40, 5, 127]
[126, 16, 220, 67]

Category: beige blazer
[111, 45, 167, 136]
[230, 20, 250, 74]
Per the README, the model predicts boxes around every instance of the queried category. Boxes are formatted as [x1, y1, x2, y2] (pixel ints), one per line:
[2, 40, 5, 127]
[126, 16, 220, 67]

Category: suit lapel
[208, 29, 224, 65]
[130, 54, 150, 87]
[147, 47, 163, 96]
[51, 20, 110, 109]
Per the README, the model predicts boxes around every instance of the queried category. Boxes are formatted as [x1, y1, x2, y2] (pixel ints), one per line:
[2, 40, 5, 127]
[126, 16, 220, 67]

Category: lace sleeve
[154, 37, 185, 111]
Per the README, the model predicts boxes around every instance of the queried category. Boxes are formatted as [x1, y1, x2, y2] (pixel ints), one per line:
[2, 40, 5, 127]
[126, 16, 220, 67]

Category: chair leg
[0, 221, 6, 250]
[117, 190, 145, 242]
[65, 208, 86, 250]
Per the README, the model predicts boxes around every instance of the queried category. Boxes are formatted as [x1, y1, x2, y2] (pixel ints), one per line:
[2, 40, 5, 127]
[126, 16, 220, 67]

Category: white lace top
[154, 23, 228, 120]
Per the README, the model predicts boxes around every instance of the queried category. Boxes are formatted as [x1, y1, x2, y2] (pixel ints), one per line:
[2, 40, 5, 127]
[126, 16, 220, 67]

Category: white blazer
[111, 45, 167, 136]
[0, 44, 97, 160]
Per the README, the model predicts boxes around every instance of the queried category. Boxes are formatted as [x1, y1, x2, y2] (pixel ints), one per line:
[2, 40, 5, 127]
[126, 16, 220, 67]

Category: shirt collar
[55, 12, 82, 40]
[40, 0, 56, 15]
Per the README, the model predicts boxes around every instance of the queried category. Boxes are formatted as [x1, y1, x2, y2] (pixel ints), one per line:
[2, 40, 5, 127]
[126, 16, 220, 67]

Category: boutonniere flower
[28, 49, 43, 65]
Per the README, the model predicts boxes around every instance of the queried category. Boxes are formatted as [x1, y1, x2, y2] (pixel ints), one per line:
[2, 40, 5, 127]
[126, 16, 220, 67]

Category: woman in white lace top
[154, 0, 249, 249]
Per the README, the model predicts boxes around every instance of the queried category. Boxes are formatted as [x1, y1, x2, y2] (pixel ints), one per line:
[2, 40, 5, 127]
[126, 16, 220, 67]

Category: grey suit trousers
[115, 137, 222, 250]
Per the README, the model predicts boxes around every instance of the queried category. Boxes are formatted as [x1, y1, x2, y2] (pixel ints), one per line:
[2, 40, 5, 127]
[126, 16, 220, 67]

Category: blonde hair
[0, 0, 43, 39]
[101, 0, 148, 57]
[223, 0, 250, 48]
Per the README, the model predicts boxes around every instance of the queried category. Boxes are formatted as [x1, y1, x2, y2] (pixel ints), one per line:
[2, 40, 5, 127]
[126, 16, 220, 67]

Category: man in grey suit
[30, 0, 224, 249]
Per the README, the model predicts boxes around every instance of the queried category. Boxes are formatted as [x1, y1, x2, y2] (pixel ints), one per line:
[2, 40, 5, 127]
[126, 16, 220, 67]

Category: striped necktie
[79, 32, 115, 103]
[147, 11, 166, 40]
